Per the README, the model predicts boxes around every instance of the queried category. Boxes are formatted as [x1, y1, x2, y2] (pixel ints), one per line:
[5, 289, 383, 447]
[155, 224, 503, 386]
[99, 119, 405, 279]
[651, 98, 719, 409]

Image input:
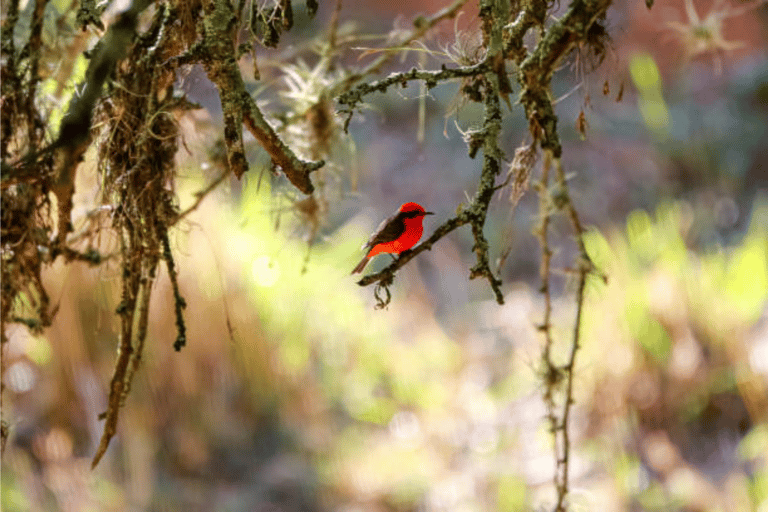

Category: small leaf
[576, 110, 588, 140]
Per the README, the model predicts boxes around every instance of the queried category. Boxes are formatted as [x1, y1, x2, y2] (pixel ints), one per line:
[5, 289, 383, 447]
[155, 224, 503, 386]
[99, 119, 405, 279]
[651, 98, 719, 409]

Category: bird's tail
[351, 255, 370, 274]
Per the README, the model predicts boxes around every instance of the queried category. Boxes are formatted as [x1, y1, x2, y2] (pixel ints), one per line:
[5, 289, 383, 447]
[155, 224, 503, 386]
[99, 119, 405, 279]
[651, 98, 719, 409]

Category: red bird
[351, 202, 434, 274]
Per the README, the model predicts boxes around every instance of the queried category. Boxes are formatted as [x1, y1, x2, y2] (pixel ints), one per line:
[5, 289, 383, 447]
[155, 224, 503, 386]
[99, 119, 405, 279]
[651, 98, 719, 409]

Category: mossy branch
[184, 0, 324, 194]
[510, 0, 610, 507]
[337, 61, 489, 131]
[77, 0, 108, 30]
[518, 0, 611, 155]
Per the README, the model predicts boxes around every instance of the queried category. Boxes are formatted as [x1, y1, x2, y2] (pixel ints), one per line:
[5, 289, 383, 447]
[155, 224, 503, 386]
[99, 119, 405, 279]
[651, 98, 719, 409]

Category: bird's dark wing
[364, 211, 407, 250]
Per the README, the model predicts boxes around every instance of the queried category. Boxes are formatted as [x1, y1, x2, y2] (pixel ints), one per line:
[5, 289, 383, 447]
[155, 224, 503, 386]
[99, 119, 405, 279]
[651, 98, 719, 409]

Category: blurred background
[2, 0, 768, 511]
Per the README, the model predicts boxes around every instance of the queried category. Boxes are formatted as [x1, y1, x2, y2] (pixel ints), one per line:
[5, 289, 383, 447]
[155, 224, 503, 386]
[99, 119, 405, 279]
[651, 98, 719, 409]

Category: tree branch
[193, 0, 324, 194]
[336, 0, 472, 94]
[50, 0, 156, 246]
[506, 0, 610, 508]
[337, 61, 489, 131]
[519, 0, 611, 156]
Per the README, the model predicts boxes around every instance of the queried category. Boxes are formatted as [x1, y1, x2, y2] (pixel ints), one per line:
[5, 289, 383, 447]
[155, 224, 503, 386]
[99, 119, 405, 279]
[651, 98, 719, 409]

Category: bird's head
[399, 202, 434, 219]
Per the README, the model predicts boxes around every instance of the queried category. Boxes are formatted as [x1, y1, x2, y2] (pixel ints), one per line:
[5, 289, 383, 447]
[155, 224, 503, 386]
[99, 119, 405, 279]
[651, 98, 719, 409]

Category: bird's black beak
[423, 211, 434, 216]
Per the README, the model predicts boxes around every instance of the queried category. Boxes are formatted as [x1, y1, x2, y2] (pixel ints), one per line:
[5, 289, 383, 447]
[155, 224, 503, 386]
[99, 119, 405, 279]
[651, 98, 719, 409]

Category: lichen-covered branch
[509, 0, 610, 506]
[337, 61, 489, 131]
[51, 0, 156, 246]
[193, 0, 324, 194]
[518, 0, 612, 155]
[242, 97, 325, 193]
[77, 0, 108, 30]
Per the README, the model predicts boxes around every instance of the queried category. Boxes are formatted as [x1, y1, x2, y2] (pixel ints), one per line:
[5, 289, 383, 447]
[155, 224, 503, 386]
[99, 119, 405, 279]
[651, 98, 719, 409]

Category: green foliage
[1, 472, 30, 512]
[496, 474, 528, 511]
[580, 199, 767, 509]
[585, 200, 768, 358]
[629, 52, 670, 136]
[749, 467, 768, 508]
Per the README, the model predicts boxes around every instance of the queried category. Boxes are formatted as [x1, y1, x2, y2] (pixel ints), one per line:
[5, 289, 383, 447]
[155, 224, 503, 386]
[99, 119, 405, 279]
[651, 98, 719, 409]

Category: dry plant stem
[537, 152, 555, 369]
[160, 227, 187, 351]
[557, 265, 588, 510]
[50, 0, 155, 246]
[172, 166, 233, 225]
[536, 154, 562, 508]
[538, 153, 593, 512]
[195, 0, 324, 194]
[92, 248, 158, 468]
[507, 0, 610, 507]
[538, 152, 565, 510]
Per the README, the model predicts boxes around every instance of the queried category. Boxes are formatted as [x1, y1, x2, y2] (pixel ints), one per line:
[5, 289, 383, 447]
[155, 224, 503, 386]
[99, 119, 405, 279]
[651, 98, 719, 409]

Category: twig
[159, 226, 187, 351]
[188, 0, 324, 194]
[336, 0, 472, 93]
[328, 0, 344, 50]
[92, 236, 141, 468]
[172, 166, 233, 225]
[337, 61, 489, 131]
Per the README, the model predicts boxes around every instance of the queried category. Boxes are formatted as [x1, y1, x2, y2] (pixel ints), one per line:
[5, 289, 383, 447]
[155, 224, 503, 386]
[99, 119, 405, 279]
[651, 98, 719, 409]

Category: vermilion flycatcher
[351, 202, 434, 274]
